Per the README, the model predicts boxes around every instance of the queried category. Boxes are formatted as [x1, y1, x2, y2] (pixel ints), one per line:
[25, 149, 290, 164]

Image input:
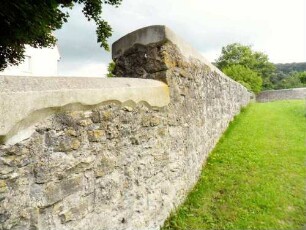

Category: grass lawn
[163, 100, 306, 230]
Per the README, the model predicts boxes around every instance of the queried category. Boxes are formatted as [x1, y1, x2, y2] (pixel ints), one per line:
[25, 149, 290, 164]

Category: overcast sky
[55, 0, 306, 77]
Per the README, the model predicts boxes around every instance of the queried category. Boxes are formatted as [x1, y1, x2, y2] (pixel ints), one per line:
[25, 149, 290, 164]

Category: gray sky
[55, 0, 306, 77]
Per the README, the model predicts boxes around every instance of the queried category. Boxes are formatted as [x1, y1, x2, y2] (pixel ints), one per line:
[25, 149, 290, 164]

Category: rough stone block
[32, 176, 84, 207]
[87, 130, 106, 142]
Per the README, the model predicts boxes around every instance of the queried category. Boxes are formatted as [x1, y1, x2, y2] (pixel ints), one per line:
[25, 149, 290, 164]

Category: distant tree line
[275, 63, 306, 74]
[215, 43, 306, 93]
[270, 64, 306, 90]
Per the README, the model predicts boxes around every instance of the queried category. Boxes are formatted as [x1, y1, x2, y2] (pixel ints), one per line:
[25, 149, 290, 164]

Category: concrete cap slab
[112, 25, 223, 75]
[0, 76, 169, 144]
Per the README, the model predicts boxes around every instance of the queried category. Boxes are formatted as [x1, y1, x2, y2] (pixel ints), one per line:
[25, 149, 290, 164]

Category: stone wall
[0, 25, 251, 230]
[256, 88, 306, 102]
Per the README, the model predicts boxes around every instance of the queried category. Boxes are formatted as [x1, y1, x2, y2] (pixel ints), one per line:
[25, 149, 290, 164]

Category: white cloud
[201, 50, 221, 63]
[56, 0, 306, 76]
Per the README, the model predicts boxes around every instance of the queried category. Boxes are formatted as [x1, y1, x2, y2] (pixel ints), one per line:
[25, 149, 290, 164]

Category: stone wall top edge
[112, 25, 214, 68]
[0, 76, 170, 143]
[112, 25, 167, 59]
[111, 25, 248, 91]
[0, 75, 166, 93]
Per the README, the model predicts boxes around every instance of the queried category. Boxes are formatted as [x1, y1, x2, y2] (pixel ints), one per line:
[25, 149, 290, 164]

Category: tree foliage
[216, 43, 306, 91]
[270, 62, 306, 89]
[273, 71, 306, 89]
[223, 65, 262, 93]
[216, 43, 275, 90]
[0, 0, 122, 71]
[270, 64, 306, 89]
[106, 61, 116, 77]
[298, 71, 306, 84]
[275, 62, 306, 74]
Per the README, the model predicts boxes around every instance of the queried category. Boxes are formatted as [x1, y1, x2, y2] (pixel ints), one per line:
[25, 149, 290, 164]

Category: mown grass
[162, 100, 306, 230]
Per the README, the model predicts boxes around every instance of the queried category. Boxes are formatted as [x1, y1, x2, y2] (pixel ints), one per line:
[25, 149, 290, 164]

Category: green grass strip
[163, 100, 306, 230]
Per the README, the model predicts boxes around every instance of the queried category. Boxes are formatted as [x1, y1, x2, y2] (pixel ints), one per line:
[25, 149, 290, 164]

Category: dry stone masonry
[256, 87, 306, 102]
[0, 25, 252, 230]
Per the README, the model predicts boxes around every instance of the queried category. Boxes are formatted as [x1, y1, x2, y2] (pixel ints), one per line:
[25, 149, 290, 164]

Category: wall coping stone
[0, 76, 169, 144]
[112, 25, 224, 76]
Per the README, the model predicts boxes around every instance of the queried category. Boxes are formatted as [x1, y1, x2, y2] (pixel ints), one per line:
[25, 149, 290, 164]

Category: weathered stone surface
[31, 175, 84, 208]
[87, 130, 106, 142]
[0, 25, 251, 230]
[57, 138, 81, 152]
[0, 180, 8, 202]
[94, 156, 116, 178]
